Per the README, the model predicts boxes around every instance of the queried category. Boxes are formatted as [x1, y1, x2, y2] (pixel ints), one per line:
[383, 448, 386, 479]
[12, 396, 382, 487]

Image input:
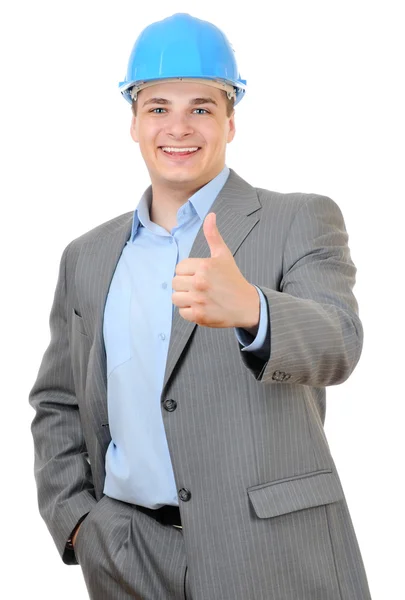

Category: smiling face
[130, 81, 236, 191]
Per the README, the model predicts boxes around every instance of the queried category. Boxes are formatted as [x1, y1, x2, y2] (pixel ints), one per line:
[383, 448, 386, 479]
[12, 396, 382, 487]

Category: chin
[158, 167, 205, 182]
[164, 174, 200, 186]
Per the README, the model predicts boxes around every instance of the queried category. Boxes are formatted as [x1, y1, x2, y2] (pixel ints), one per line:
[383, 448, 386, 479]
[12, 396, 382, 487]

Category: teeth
[161, 147, 199, 153]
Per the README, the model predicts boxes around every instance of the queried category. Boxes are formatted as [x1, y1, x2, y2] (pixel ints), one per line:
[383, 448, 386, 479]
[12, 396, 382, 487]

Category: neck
[149, 166, 224, 226]
[152, 181, 202, 208]
[149, 181, 201, 231]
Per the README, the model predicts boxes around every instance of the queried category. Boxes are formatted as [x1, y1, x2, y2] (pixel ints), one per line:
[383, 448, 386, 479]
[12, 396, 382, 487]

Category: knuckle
[193, 307, 203, 322]
[194, 273, 208, 290]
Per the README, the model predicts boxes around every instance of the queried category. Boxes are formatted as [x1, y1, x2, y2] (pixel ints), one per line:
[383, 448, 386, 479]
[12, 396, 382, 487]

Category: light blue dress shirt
[103, 165, 270, 508]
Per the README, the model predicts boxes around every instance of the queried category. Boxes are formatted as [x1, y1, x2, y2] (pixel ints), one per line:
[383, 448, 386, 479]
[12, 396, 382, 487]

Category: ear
[130, 114, 139, 143]
[227, 112, 236, 144]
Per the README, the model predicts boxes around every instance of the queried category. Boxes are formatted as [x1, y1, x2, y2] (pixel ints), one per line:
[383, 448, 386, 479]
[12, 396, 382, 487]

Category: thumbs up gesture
[172, 212, 260, 329]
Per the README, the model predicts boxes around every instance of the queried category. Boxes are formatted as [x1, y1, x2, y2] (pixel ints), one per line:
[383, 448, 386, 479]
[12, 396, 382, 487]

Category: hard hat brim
[119, 76, 246, 106]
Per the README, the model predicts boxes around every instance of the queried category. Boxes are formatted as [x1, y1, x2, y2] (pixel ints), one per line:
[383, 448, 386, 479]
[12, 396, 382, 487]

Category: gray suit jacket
[30, 169, 371, 599]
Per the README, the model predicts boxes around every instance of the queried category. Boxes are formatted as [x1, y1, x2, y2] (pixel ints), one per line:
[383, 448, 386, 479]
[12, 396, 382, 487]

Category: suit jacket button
[163, 398, 177, 412]
[179, 488, 191, 502]
[272, 370, 286, 381]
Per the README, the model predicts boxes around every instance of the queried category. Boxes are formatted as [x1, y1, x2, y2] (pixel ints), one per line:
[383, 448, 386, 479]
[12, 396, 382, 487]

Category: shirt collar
[130, 165, 230, 241]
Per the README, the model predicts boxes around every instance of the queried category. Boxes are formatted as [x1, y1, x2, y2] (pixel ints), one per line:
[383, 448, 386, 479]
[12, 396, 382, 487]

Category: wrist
[243, 284, 260, 330]
[66, 514, 88, 550]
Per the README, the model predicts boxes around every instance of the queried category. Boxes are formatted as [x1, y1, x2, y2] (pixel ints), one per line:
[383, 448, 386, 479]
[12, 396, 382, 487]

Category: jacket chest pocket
[103, 286, 132, 377]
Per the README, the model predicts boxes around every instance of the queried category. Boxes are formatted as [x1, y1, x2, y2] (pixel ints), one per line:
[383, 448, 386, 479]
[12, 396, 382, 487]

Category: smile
[159, 147, 201, 160]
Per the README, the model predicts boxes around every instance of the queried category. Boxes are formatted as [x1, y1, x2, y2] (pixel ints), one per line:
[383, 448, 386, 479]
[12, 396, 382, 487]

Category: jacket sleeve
[238, 195, 364, 386]
[234, 286, 270, 361]
[29, 243, 97, 565]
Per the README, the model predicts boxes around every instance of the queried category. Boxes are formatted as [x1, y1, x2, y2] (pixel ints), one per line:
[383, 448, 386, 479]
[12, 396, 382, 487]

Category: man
[29, 12, 372, 600]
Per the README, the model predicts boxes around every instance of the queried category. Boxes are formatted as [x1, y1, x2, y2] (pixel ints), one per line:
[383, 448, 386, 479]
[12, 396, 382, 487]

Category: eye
[148, 108, 210, 114]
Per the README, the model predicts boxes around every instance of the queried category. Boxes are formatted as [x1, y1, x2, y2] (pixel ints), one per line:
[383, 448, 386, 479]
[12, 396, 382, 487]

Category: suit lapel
[79, 214, 133, 446]
[162, 168, 261, 392]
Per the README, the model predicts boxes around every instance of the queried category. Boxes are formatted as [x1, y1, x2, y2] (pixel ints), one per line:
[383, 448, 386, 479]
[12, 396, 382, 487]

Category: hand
[71, 523, 82, 548]
[172, 212, 260, 329]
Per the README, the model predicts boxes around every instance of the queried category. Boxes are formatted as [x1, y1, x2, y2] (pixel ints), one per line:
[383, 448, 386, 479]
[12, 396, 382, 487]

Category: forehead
[139, 81, 224, 104]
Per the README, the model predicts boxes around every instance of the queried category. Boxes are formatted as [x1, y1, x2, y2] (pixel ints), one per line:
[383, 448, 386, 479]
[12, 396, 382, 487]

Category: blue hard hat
[119, 13, 247, 106]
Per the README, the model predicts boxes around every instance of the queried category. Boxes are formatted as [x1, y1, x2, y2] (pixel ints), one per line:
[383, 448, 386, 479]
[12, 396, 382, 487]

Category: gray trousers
[74, 495, 191, 599]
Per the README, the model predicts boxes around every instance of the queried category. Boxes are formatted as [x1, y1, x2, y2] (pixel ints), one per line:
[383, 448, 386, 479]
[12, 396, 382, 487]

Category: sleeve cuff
[235, 286, 270, 359]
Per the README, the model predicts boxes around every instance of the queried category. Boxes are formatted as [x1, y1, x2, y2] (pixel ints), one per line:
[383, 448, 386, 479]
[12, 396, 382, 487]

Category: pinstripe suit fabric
[29, 168, 371, 599]
[73, 495, 190, 599]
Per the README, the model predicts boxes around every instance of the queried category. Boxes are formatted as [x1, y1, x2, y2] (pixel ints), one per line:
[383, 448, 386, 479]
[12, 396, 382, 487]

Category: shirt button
[162, 282, 167, 289]
[169, 238, 174, 244]
[159, 333, 166, 340]
[163, 399, 177, 412]
[179, 488, 191, 502]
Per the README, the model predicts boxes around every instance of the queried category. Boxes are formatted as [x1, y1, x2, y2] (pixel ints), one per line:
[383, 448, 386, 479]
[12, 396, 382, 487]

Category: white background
[1, 1, 404, 598]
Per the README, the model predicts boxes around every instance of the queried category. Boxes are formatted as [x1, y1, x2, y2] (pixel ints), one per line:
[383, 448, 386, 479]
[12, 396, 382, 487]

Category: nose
[164, 112, 195, 141]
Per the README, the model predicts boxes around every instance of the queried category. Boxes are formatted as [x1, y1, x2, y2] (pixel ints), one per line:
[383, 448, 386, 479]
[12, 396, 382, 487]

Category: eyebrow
[142, 97, 218, 108]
